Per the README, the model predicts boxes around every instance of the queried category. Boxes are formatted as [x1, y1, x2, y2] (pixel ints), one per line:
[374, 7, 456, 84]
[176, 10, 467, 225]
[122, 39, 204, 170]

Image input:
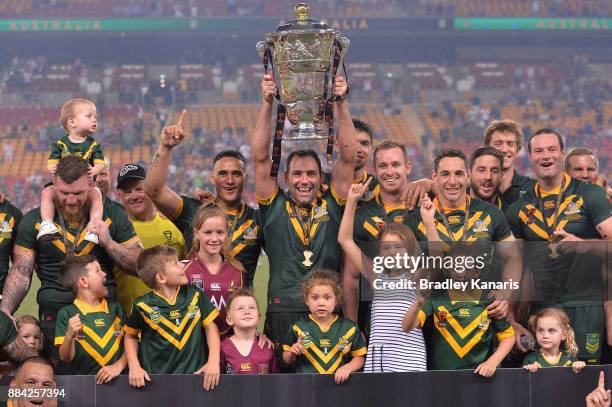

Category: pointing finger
[176, 109, 187, 129]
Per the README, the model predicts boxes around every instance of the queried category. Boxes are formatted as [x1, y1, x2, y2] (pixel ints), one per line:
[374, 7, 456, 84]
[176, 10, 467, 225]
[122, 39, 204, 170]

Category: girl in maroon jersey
[185, 206, 244, 338]
[221, 288, 279, 374]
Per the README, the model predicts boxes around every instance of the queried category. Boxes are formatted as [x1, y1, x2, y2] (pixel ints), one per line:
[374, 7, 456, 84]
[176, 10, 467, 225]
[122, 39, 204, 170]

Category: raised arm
[0, 246, 35, 315]
[144, 109, 188, 218]
[88, 219, 143, 275]
[329, 76, 357, 199]
[251, 75, 278, 200]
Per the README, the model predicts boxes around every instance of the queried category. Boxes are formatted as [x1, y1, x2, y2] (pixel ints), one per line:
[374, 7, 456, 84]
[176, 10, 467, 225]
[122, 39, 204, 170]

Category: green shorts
[564, 306, 604, 364]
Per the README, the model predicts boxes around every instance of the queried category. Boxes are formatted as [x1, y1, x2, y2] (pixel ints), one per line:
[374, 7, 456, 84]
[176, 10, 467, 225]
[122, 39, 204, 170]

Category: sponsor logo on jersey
[242, 226, 258, 241]
[170, 310, 181, 319]
[210, 282, 221, 291]
[459, 308, 471, 317]
[226, 364, 235, 374]
[586, 333, 600, 354]
[478, 315, 490, 330]
[393, 215, 404, 223]
[191, 274, 203, 289]
[337, 337, 349, 351]
[301, 331, 312, 348]
[150, 308, 161, 323]
[0, 220, 12, 238]
[187, 304, 200, 319]
[448, 215, 461, 224]
[435, 311, 447, 328]
[472, 220, 488, 233]
[320, 338, 331, 348]
[113, 321, 122, 337]
[543, 200, 555, 210]
[163, 230, 173, 242]
[313, 206, 329, 221]
[94, 318, 105, 328]
[240, 363, 252, 372]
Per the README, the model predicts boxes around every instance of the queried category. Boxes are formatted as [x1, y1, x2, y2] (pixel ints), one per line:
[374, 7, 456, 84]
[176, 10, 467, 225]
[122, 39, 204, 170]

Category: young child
[402, 246, 516, 377]
[185, 206, 244, 338]
[220, 288, 279, 374]
[38, 98, 105, 244]
[282, 269, 367, 384]
[54, 255, 126, 384]
[338, 179, 439, 372]
[124, 245, 221, 391]
[16, 315, 42, 354]
[523, 307, 586, 373]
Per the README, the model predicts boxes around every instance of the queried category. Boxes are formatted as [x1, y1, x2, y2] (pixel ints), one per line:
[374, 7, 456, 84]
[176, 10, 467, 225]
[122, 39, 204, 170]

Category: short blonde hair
[136, 245, 179, 289]
[59, 98, 95, 131]
[483, 119, 524, 151]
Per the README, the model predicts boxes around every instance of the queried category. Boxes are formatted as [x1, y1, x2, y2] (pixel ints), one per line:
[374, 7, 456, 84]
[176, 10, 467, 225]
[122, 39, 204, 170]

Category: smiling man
[145, 111, 264, 288]
[115, 163, 186, 312]
[251, 74, 356, 345]
[483, 119, 536, 210]
[565, 147, 600, 184]
[506, 128, 612, 363]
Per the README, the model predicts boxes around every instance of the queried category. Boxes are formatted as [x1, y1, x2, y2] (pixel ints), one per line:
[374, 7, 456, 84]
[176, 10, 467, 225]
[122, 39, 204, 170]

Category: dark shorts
[264, 311, 309, 373]
[564, 306, 604, 364]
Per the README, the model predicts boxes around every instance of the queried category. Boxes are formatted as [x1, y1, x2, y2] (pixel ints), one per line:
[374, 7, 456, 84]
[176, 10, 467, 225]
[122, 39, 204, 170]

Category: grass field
[15, 256, 271, 330]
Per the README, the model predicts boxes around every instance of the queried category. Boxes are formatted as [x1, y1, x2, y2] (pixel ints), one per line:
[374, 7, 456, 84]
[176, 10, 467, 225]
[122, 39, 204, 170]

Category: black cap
[117, 163, 146, 190]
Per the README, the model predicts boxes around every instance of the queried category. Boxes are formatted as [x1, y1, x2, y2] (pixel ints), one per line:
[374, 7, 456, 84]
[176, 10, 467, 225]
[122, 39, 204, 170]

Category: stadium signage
[455, 18, 612, 30]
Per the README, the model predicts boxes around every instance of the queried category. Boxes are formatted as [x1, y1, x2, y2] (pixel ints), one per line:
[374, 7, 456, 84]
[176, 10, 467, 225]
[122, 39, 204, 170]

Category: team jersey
[15, 201, 138, 315]
[522, 350, 576, 368]
[417, 289, 514, 370]
[283, 315, 367, 374]
[323, 170, 379, 199]
[47, 134, 105, 167]
[0, 201, 22, 293]
[0, 311, 17, 348]
[115, 212, 186, 313]
[506, 173, 611, 306]
[124, 285, 219, 374]
[170, 197, 263, 287]
[499, 170, 536, 211]
[257, 186, 345, 312]
[220, 336, 279, 374]
[184, 252, 243, 338]
[54, 299, 124, 375]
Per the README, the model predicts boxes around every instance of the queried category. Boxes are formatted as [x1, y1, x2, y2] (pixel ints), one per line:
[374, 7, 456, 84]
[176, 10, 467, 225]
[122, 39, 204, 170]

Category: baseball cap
[117, 163, 146, 190]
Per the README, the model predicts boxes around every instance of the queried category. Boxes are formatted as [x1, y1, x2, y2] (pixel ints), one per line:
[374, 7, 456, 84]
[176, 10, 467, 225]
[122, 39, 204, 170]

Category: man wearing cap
[115, 163, 187, 312]
[145, 110, 264, 288]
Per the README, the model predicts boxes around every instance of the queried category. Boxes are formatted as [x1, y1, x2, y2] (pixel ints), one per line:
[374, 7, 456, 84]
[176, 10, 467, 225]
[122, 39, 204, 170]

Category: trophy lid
[275, 3, 329, 32]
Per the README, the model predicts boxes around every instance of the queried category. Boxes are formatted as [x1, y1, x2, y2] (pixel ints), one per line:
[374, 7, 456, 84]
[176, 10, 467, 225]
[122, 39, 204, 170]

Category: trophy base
[283, 123, 329, 141]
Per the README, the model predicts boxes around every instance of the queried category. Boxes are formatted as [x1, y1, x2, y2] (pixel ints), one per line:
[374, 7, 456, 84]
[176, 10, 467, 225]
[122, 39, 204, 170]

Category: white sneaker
[37, 220, 59, 240]
[84, 231, 99, 245]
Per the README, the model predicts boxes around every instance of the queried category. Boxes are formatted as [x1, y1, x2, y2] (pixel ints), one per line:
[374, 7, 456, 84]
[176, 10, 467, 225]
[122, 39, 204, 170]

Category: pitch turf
[14, 256, 271, 330]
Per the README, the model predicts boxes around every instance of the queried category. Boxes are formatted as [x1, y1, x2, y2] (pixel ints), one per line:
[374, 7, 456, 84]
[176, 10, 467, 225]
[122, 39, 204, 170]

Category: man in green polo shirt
[0, 155, 142, 365]
[145, 111, 264, 288]
[506, 128, 612, 363]
[252, 74, 356, 345]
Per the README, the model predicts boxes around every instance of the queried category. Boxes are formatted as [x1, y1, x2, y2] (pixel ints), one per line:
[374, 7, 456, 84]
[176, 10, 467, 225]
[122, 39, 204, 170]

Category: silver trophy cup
[257, 3, 349, 140]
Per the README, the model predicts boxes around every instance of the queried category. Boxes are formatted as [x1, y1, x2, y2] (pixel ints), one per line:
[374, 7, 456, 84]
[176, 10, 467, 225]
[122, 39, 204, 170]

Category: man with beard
[93, 155, 123, 210]
[506, 129, 612, 363]
[408, 149, 521, 319]
[145, 112, 264, 288]
[0, 156, 142, 366]
[251, 74, 356, 345]
[469, 146, 504, 208]
[483, 119, 536, 210]
[0, 195, 22, 295]
[115, 163, 186, 312]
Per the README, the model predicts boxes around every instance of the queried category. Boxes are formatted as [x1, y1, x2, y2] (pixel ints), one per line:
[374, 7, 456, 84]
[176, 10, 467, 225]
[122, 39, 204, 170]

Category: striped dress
[364, 272, 427, 372]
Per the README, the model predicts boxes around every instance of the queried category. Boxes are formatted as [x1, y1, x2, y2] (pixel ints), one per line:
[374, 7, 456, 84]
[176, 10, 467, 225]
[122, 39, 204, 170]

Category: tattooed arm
[0, 246, 35, 315]
[87, 220, 143, 275]
[2, 336, 37, 363]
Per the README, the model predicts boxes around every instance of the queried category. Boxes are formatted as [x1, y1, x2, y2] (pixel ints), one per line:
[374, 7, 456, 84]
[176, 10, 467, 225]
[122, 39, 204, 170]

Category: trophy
[257, 3, 349, 176]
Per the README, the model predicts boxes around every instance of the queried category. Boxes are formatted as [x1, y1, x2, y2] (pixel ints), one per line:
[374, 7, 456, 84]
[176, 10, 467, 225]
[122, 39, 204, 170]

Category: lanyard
[437, 198, 471, 245]
[536, 176, 566, 242]
[56, 213, 86, 258]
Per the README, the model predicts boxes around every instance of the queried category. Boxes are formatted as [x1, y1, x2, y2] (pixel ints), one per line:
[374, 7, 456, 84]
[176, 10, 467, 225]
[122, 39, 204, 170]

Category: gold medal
[548, 242, 559, 259]
[302, 250, 314, 267]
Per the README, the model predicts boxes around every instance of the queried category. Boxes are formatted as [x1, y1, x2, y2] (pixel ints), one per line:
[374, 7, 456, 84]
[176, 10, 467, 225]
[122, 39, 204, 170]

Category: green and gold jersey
[500, 170, 536, 211]
[0, 201, 22, 293]
[171, 197, 263, 287]
[283, 314, 367, 374]
[115, 213, 187, 313]
[0, 310, 17, 348]
[257, 186, 345, 312]
[522, 350, 576, 368]
[124, 285, 219, 374]
[506, 173, 611, 306]
[15, 201, 138, 314]
[54, 299, 124, 375]
[48, 134, 105, 167]
[418, 290, 514, 370]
